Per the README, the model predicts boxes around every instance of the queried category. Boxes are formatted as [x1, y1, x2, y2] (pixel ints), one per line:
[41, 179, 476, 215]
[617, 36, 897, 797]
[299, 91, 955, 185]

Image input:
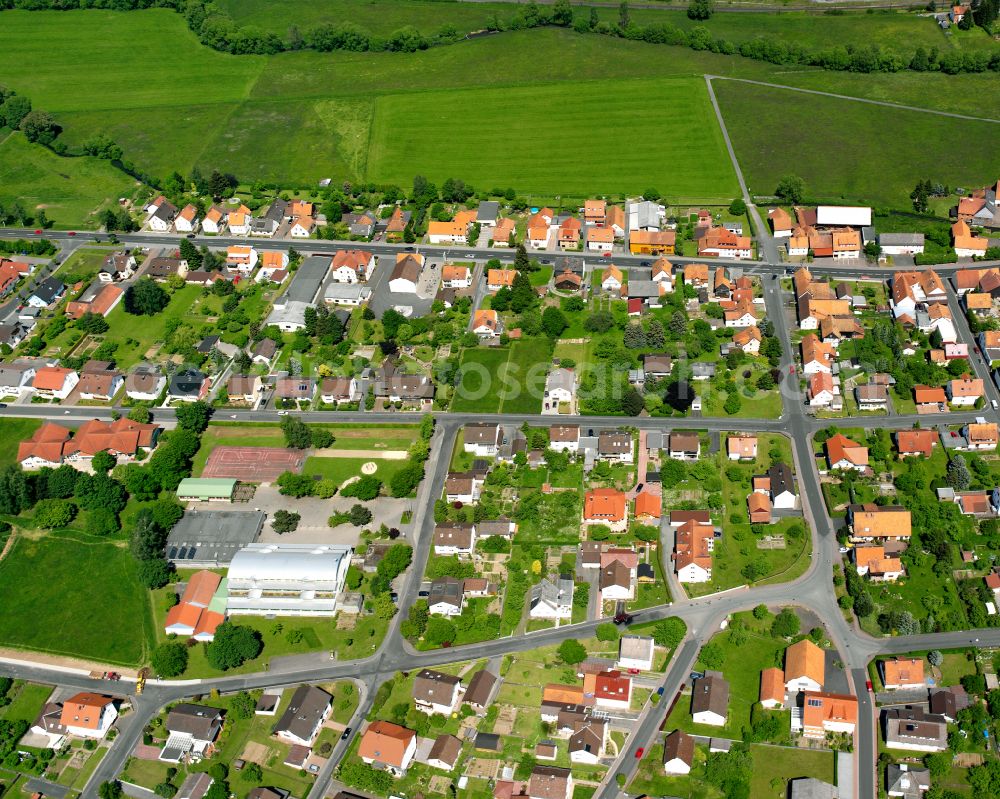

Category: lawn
[301, 455, 407, 486]
[369, 76, 739, 199]
[55, 247, 117, 285]
[666, 614, 790, 741]
[714, 77, 1000, 208]
[150, 582, 391, 676]
[451, 338, 553, 414]
[748, 745, 837, 799]
[0, 532, 153, 665]
[0, 419, 41, 468]
[45, 282, 208, 369]
[0, 682, 53, 725]
[0, 131, 137, 228]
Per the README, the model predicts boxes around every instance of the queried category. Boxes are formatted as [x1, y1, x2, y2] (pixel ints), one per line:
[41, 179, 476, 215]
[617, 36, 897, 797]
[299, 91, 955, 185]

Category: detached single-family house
[882, 707, 946, 752]
[441, 264, 471, 288]
[32, 366, 79, 400]
[28, 277, 66, 308]
[428, 576, 464, 616]
[601, 265, 623, 292]
[464, 423, 501, 456]
[549, 425, 580, 453]
[427, 734, 462, 772]
[662, 730, 694, 775]
[146, 196, 178, 231]
[320, 377, 359, 405]
[273, 685, 332, 747]
[160, 704, 223, 762]
[881, 658, 925, 691]
[59, 693, 118, 739]
[529, 576, 573, 620]
[617, 635, 654, 672]
[99, 252, 136, 283]
[691, 674, 728, 726]
[802, 692, 858, 739]
[543, 368, 576, 412]
[583, 488, 627, 531]
[674, 519, 714, 583]
[413, 669, 462, 715]
[727, 435, 757, 461]
[825, 434, 868, 472]
[784, 639, 825, 693]
[358, 720, 416, 776]
[433, 523, 476, 557]
[125, 365, 166, 401]
[175, 204, 199, 233]
[472, 309, 502, 337]
[947, 376, 984, 406]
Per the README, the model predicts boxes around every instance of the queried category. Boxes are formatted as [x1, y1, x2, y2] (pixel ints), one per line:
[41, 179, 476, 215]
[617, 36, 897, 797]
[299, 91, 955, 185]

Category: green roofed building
[176, 477, 237, 501]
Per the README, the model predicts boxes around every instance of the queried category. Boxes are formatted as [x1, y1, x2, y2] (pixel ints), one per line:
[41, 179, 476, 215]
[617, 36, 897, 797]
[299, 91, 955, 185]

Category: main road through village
[2, 218, 1000, 799]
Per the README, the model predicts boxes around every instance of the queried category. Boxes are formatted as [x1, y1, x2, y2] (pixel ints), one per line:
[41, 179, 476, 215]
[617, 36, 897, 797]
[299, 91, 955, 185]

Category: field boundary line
[708, 74, 1000, 124]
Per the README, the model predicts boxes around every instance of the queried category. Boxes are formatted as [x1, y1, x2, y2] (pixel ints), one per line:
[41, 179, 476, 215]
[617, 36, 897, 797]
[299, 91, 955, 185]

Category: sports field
[369, 77, 738, 199]
[714, 78, 1000, 207]
[0, 533, 153, 665]
[202, 446, 306, 482]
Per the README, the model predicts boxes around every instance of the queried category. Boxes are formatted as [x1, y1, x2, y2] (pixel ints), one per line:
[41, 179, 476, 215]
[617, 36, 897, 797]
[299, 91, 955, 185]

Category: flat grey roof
[166, 510, 265, 566]
[285, 256, 330, 303]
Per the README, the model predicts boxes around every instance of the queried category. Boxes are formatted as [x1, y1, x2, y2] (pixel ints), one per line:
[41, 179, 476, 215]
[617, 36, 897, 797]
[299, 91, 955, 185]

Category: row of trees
[16, 0, 997, 79]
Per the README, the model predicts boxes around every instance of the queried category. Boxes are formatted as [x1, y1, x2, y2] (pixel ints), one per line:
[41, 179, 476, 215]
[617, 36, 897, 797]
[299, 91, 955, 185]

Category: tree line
[6, 0, 998, 75]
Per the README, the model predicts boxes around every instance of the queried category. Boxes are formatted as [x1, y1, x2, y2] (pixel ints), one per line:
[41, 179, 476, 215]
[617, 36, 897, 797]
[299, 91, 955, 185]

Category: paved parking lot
[251, 484, 412, 544]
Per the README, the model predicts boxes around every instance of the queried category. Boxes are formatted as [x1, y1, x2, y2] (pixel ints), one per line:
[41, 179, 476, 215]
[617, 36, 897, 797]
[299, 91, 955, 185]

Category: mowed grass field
[0, 131, 138, 227]
[451, 338, 553, 414]
[368, 77, 739, 199]
[0, 533, 153, 665]
[713, 78, 1000, 207]
[0, 419, 42, 468]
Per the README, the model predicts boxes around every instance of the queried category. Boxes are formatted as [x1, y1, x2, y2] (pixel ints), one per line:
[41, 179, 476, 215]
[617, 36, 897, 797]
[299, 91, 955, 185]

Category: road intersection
[0, 226, 999, 799]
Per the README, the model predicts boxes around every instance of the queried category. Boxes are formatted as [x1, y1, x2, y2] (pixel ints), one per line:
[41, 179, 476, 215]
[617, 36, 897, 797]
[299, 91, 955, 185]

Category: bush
[341, 475, 382, 501]
[272, 509, 301, 533]
[32, 498, 77, 529]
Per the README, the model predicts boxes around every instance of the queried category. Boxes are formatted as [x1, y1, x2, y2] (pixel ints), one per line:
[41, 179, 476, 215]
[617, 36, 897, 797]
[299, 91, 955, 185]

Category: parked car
[341, 727, 352, 740]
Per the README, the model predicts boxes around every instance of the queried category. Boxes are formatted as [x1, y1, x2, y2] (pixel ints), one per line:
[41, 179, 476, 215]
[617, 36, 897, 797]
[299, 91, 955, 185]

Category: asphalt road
[2, 224, 1000, 799]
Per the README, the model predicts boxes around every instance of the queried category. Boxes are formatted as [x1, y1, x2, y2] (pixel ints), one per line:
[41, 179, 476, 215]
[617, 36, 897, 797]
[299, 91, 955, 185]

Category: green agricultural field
[368, 77, 739, 199]
[0, 131, 137, 228]
[0, 8, 997, 210]
[0, 533, 153, 665]
[714, 78, 1000, 207]
[0, 419, 41, 468]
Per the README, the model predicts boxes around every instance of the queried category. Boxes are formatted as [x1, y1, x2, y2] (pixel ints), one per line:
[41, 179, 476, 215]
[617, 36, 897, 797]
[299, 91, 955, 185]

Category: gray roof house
[167, 369, 206, 402]
[529, 576, 573, 619]
[886, 764, 930, 799]
[882, 706, 948, 752]
[789, 778, 839, 799]
[476, 201, 500, 226]
[464, 670, 499, 710]
[272, 685, 332, 746]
